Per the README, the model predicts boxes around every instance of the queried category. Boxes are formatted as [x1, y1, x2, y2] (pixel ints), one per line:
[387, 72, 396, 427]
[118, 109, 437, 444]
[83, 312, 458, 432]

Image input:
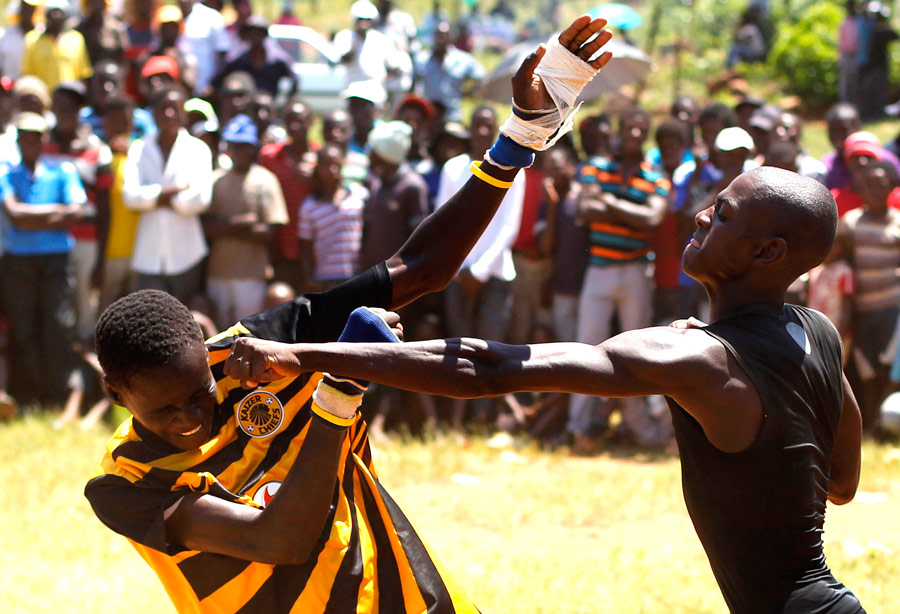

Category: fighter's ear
[752, 236, 787, 267]
[102, 376, 123, 405]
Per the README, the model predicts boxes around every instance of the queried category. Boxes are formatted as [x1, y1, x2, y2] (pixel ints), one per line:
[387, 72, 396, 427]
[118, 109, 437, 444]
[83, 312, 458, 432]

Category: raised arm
[386, 16, 612, 308]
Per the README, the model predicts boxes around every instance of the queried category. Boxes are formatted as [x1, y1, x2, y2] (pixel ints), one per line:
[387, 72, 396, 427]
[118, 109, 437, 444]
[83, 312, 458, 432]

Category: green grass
[1, 414, 899, 612]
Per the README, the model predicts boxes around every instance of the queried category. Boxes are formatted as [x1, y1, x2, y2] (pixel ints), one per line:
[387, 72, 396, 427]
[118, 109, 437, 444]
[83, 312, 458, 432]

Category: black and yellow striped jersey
[85, 265, 480, 614]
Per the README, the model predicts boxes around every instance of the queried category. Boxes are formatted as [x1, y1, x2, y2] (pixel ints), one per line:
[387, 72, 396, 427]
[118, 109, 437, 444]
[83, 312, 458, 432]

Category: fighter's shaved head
[743, 166, 838, 278]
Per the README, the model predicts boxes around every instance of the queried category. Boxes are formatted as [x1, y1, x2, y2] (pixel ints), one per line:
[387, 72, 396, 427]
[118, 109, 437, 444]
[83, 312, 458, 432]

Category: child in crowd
[838, 159, 900, 433]
[807, 241, 855, 365]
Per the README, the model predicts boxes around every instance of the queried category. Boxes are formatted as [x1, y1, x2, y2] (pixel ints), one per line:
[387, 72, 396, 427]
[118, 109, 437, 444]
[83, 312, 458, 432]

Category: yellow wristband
[310, 402, 357, 428]
[470, 161, 515, 189]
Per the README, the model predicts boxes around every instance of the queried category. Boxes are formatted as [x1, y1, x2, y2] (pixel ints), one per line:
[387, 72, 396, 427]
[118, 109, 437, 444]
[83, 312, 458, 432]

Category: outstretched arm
[386, 16, 612, 308]
[292, 329, 731, 400]
[225, 325, 763, 452]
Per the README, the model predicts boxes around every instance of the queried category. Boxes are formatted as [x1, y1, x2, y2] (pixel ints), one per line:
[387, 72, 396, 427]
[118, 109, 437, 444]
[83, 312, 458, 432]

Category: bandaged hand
[498, 16, 613, 158]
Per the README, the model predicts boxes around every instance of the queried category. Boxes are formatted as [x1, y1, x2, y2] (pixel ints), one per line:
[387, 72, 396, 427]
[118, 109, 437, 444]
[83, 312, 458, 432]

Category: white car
[268, 24, 348, 113]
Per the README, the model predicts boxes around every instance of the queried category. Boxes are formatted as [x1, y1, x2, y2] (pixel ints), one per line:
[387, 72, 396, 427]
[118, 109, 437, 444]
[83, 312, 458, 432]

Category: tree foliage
[768, 2, 843, 111]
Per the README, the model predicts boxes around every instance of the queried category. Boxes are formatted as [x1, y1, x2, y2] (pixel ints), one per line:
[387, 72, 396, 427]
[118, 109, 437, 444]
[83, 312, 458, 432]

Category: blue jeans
[1, 253, 76, 405]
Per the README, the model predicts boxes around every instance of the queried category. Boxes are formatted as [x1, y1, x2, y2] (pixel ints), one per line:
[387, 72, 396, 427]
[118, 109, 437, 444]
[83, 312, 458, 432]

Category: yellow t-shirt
[105, 152, 140, 260]
[22, 29, 92, 93]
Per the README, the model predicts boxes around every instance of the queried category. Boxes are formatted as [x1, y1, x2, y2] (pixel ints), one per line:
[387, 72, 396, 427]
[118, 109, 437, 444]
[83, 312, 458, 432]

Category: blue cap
[222, 114, 259, 146]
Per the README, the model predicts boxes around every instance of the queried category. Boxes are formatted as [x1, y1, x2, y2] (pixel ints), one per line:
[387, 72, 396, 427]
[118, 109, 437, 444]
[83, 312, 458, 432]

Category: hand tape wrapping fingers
[500, 33, 602, 152]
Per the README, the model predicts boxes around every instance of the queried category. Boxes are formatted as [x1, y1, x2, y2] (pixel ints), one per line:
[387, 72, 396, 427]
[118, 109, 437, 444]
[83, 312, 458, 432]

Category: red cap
[844, 131, 883, 162]
[396, 94, 436, 119]
[141, 55, 180, 80]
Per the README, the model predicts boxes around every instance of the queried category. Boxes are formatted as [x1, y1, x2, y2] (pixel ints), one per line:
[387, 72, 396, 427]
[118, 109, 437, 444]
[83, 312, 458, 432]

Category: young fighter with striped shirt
[85, 16, 613, 613]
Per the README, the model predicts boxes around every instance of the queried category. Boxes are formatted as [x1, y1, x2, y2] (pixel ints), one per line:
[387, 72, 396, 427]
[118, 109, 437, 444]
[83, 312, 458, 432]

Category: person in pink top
[838, 0, 860, 103]
[807, 241, 855, 365]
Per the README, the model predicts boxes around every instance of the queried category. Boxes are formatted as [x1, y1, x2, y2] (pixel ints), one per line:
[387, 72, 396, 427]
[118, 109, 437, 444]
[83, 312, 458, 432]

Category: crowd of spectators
[838, 0, 898, 121]
[0, 0, 898, 451]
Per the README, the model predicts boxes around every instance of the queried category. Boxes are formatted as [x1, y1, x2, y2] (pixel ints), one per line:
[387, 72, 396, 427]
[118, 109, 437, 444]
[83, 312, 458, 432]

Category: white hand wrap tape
[499, 34, 603, 151]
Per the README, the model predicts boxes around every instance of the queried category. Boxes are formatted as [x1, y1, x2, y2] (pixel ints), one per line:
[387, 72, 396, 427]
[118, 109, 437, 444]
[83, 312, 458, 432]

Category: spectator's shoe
[0, 393, 18, 422]
[570, 433, 606, 457]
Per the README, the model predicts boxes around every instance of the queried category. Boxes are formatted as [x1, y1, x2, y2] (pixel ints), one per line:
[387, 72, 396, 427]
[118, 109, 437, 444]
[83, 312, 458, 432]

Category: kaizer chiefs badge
[236, 390, 284, 438]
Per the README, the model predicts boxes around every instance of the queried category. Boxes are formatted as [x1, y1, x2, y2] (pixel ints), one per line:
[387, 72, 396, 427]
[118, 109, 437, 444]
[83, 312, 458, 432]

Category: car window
[274, 38, 328, 64]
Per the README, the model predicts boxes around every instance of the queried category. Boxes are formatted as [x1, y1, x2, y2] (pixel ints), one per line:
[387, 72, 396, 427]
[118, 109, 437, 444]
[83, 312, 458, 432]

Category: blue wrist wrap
[489, 134, 536, 168]
[329, 307, 401, 389]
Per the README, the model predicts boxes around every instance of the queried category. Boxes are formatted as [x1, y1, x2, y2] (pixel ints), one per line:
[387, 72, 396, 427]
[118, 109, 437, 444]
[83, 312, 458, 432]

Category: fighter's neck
[706, 284, 786, 323]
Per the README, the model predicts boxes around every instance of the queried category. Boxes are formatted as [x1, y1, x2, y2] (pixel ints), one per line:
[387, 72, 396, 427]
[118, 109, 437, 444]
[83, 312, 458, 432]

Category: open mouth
[178, 423, 203, 437]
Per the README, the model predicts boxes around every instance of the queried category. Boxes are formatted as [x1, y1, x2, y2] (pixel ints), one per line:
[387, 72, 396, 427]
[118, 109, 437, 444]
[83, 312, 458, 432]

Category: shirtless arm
[828, 374, 862, 505]
[227, 326, 763, 453]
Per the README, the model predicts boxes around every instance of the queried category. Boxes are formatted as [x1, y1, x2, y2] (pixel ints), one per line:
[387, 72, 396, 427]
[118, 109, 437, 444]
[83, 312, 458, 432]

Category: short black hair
[471, 104, 497, 123]
[285, 96, 310, 114]
[104, 94, 134, 114]
[96, 290, 204, 387]
[655, 117, 690, 145]
[580, 113, 611, 130]
[698, 102, 737, 128]
[867, 158, 900, 185]
[149, 84, 186, 110]
[670, 95, 697, 117]
[824, 102, 860, 125]
[618, 106, 650, 130]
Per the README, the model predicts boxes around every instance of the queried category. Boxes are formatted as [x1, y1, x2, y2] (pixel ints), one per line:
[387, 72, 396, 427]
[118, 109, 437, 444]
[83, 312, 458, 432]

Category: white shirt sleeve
[332, 29, 353, 56]
[434, 154, 467, 212]
[211, 10, 230, 53]
[122, 139, 163, 212]
[466, 171, 525, 282]
[171, 139, 213, 215]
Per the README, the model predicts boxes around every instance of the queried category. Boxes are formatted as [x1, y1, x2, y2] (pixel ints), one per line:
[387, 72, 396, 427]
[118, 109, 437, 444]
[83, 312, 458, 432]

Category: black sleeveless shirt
[668, 305, 865, 613]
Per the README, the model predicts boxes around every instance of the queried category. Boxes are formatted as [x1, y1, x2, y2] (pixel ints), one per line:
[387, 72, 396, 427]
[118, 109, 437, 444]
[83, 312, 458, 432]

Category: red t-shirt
[258, 141, 317, 261]
[512, 167, 545, 253]
[650, 208, 682, 289]
[831, 186, 900, 217]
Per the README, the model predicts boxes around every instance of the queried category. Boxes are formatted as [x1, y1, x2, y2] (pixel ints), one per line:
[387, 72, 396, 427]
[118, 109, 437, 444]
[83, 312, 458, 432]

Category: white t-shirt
[122, 129, 213, 275]
[178, 2, 230, 93]
[0, 24, 27, 80]
[435, 153, 525, 282]
[332, 28, 409, 87]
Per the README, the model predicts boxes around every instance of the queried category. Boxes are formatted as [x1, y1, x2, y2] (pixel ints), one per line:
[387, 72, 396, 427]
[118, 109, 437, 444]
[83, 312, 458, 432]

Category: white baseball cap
[342, 79, 386, 106]
[368, 120, 412, 164]
[350, 0, 379, 20]
[714, 126, 754, 152]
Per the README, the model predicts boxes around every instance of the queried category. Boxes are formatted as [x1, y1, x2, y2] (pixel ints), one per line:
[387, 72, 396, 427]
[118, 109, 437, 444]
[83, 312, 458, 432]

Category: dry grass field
[1, 415, 898, 613]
